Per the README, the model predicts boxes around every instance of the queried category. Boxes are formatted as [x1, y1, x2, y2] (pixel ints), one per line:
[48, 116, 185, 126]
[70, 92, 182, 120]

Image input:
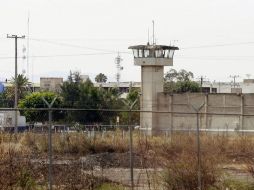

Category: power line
[30, 38, 122, 53]
[182, 41, 254, 50]
[2, 38, 254, 60]
[3, 54, 254, 61]
[0, 52, 117, 59]
[175, 56, 254, 61]
[25, 37, 141, 41]
[28, 38, 254, 54]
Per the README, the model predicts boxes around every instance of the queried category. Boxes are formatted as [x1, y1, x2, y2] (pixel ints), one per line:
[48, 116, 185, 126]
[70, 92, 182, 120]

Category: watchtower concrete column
[129, 44, 178, 134]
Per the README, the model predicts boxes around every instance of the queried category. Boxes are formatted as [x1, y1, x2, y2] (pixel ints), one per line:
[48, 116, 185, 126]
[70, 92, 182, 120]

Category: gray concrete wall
[154, 93, 254, 132]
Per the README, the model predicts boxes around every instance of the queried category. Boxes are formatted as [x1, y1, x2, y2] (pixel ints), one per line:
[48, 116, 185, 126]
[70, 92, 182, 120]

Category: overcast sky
[1, 0, 254, 83]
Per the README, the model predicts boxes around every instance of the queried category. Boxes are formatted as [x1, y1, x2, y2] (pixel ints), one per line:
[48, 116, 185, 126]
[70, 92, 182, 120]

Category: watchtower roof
[128, 45, 179, 50]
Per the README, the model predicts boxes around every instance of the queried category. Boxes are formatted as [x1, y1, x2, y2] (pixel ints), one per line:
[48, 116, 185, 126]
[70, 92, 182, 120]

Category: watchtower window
[133, 50, 138, 58]
[129, 45, 178, 59]
[155, 49, 164, 58]
[166, 50, 175, 58]
[138, 49, 144, 57]
[144, 50, 149, 57]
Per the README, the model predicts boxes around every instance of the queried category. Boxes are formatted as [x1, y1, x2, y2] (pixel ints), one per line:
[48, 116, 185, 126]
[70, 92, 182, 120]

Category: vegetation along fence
[1, 108, 254, 189]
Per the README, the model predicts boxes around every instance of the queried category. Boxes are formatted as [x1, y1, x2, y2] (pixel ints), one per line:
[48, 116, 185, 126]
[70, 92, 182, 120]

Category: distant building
[0, 82, 4, 93]
[1, 81, 40, 93]
[0, 111, 26, 129]
[80, 75, 89, 82]
[94, 82, 141, 93]
[40, 77, 63, 93]
[201, 79, 254, 94]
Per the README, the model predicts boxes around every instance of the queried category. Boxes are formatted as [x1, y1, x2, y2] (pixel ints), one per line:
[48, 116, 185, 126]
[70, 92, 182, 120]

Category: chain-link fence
[1, 108, 254, 189]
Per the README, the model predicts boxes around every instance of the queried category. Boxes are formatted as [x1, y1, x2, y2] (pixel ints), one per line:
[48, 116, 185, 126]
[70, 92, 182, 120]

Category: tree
[19, 92, 63, 123]
[1, 88, 14, 107]
[164, 69, 178, 82]
[61, 71, 131, 124]
[68, 70, 83, 83]
[165, 69, 194, 82]
[95, 73, 107, 83]
[126, 88, 140, 109]
[61, 81, 80, 108]
[6, 74, 31, 105]
[0, 93, 7, 107]
[175, 81, 201, 93]
[176, 69, 194, 82]
[164, 69, 200, 93]
[61, 72, 120, 124]
[119, 88, 140, 125]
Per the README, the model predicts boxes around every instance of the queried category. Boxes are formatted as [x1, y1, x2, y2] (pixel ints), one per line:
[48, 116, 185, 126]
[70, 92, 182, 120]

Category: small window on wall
[231, 88, 242, 93]
[211, 88, 217, 93]
[202, 87, 210, 93]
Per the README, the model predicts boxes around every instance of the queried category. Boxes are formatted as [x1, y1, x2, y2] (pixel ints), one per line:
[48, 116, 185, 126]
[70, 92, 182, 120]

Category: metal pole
[122, 97, 139, 190]
[197, 112, 201, 190]
[14, 36, 18, 133]
[128, 110, 134, 190]
[190, 103, 205, 190]
[42, 96, 57, 190]
[48, 109, 52, 190]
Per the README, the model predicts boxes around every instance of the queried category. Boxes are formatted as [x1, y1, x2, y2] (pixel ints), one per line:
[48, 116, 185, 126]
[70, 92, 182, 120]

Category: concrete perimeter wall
[155, 93, 254, 132]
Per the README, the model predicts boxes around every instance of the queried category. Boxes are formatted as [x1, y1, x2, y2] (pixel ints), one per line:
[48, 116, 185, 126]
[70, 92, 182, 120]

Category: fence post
[129, 99, 139, 190]
[196, 112, 201, 190]
[122, 97, 139, 190]
[240, 94, 244, 136]
[190, 102, 205, 190]
[42, 96, 57, 190]
[170, 95, 173, 143]
[128, 109, 134, 190]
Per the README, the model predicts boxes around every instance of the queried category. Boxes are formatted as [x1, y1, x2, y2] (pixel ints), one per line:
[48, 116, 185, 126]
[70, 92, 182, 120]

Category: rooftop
[128, 44, 179, 50]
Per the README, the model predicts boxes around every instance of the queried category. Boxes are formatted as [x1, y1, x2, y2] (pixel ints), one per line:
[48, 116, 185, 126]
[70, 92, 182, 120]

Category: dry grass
[1, 132, 254, 189]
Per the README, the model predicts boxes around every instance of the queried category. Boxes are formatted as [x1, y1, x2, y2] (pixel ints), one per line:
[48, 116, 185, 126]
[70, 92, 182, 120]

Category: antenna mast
[230, 75, 240, 88]
[115, 52, 123, 86]
[147, 28, 150, 44]
[152, 20, 155, 45]
[27, 12, 30, 79]
[22, 45, 26, 74]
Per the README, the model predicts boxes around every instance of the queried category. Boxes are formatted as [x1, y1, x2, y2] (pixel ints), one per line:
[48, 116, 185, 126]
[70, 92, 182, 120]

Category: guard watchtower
[128, 44, 179, 134]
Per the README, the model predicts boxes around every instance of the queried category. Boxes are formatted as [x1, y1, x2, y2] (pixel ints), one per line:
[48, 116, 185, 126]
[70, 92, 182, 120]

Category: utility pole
[198, 76, 207, 87]
[7, 34, 25, 133]
[197, 76, 208, 93]
[230, 75, 239, 88]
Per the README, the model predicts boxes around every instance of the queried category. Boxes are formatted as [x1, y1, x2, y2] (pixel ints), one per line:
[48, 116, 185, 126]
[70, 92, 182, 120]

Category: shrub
[162, 152, 221, 190]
